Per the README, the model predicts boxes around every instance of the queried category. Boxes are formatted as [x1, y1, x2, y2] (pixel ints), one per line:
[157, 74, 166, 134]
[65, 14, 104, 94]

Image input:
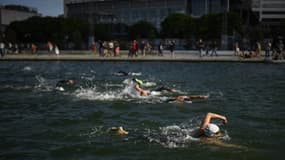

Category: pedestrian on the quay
[255, 41, 261, 57]
[265, 41, 272, 58]
[169, 40, 175, 57]
[210, 40, 218, 56]
[91, 42, 96, 54]
[55, 44, 60, 55]
[31, 43, 37, 54]
[98, 40, 103, 56]
[131, 40, 138, 57]
[140, 40, 146, 56]
[158, 41, 163, 56]
[108, 40, 114, 57]
[234, 42, 240, 56]
[114, 40, 120, 57]
[0, 41, 5, 57]
[47, 41, 53, 53]
[197, 39, 205, 57]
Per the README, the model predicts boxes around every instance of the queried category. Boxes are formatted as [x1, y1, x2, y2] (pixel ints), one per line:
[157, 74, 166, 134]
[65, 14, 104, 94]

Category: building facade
[0, 5, 40, 32]
[191, 0, 227, 17]
[64, 0, 226, 29]
[252, 0, 285, 25]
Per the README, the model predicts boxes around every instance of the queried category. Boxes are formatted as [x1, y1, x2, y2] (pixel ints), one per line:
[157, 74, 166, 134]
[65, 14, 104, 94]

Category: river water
[0, 61, 284, 160]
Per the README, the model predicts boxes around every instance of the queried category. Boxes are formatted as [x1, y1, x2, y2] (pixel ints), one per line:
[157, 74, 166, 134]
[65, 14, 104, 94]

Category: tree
[197, 14, 222, 39]
[94, 23, 114, 40]
[128, 21, 158, 39]
[161, 13, 196, 38]
[6, 16, 88, 48]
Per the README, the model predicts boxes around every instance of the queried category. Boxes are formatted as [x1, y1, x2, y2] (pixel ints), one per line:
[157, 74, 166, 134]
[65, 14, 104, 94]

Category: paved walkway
[0, 50, 282, 63]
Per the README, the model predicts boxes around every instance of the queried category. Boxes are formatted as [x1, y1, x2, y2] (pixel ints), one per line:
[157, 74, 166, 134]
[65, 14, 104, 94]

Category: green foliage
[128, 21, 158, 39]
[197, 13, 223, 39]
[161, 13, 196, 38]
[6, 16, 88, 46]
[161, 12, 243, 40]
[279, 20, 285, 38]
[5, 28, 17, 42]
[227, 12, 242, 34]
[94, 23, 113, 40]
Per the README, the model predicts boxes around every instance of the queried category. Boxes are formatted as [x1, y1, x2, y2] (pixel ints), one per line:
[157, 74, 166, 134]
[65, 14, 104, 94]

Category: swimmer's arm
[188, 95, 209, 99]
[134, 84, 143, 92]
[135, 84, 148, 96]
[56, 80, 64, 87]
[202, 139, 246, 149]
[200, 112, 227, 130]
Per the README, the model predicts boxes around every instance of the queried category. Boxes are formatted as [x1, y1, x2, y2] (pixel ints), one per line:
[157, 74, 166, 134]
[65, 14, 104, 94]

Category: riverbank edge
[0, 50, 284, 63]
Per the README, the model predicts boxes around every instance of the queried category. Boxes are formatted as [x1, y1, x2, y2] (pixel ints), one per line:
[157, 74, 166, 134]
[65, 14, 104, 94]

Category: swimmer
[55, 79, 74, 91]
[133, 78, 176, 96]
[110, 126, 129, 135]
[114, 71, 130, 76]
[193, 112, 227, 138]
[153, 86, 178, 93]
[133, 78, 149, 96]
[166, 95, 209, 103]
[132, 78, 209, 100]
[191, 112, 245, 148]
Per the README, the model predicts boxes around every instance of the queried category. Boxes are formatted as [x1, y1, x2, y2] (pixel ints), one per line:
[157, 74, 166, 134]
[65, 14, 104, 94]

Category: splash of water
[73, 78, 163, 103]
[0, 85, 32, 90]
[144, 117, 230, 148]
[23, 66, 32, 71]
[34, 75, 54, 92]
[142, 82, 157, 87]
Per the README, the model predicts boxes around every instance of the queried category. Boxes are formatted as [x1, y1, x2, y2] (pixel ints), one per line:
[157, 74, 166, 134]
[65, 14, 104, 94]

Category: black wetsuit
[117, 71, 129, 76]
[153, 86, 174, 92]
[56, 80, 71, 88]
[166, 97, 192, 103]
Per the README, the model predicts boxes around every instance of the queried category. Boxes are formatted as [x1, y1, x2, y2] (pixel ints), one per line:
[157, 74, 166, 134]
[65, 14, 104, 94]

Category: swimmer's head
[67, 80, 74, 85]
[111, 126, 128, 135]
[204, 123, 220, 137]
[132, 78, 143, 85]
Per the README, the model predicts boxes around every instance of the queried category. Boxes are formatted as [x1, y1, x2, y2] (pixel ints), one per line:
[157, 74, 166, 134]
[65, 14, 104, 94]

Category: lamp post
[221, 0, 229, 50]
[88, 1, 95, 49]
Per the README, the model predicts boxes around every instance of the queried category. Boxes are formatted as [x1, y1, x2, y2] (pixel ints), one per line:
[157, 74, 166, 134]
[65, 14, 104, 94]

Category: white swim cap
[58, 87, 65, 91]
[204, 123, 220, 137]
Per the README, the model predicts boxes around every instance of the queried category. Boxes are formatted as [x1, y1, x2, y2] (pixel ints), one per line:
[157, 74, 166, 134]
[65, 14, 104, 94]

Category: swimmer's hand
[222, 116, 227, 125]
[111, 126, 129, 135]
[140, 90, 148, 96]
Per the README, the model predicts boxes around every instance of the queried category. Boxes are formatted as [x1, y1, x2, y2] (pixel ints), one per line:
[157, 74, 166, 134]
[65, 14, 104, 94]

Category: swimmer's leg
[154, 86, 174, 92]
[118, 71, 128, 76]
[189, 95, 209, 99]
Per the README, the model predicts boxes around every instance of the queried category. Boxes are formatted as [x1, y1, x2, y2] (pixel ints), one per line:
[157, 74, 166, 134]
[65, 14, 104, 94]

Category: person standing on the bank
[169, 40, 175, 57]
[265, 41, 272, 58]
[140, 40, 146, 56]
[98, 40, 103, 56]
[158, 41, 163, 56]
[47, 41, 53, 53]
[55, 44, 60, 55]
[0, 41, 5, 57]
[197, 39, 205, 57]
[31, 43, 37, 54]
[210, 40, 218, 56]
[114, 40, 120, 56]
[234, 42, 240, 56]
[255, 41, 262, 57]
[91, 42, 96, 55]
[131, 40, 138, 57]
[108, 40, 114, 57]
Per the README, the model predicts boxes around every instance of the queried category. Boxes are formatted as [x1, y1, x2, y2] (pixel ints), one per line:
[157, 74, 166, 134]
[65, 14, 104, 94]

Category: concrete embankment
[0, 50, 283, 63]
